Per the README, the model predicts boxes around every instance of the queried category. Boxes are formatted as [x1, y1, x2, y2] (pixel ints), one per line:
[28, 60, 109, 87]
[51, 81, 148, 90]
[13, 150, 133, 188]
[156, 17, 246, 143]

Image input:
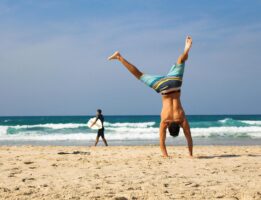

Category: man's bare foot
[184, 36, 192, 52]
[108, 51, 121, 60]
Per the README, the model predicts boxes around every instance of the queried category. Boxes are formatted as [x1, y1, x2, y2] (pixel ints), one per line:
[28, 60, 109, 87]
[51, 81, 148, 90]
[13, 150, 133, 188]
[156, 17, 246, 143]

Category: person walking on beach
[108, 36, 193, 157]
[91, 109, 108, 146]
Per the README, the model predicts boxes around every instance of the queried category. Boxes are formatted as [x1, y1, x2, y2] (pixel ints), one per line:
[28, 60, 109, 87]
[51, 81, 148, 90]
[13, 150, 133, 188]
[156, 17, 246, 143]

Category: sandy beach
[0, 146, 260, 200]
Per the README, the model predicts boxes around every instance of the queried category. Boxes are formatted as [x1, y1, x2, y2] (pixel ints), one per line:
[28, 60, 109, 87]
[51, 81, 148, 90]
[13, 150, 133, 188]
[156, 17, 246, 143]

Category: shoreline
[0, 137, 261, 146]
[0, 145, 260, 199]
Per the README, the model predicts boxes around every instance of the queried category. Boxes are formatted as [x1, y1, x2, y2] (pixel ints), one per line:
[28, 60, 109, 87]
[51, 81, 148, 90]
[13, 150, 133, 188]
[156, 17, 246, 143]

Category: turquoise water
[0, 115, 261, 146]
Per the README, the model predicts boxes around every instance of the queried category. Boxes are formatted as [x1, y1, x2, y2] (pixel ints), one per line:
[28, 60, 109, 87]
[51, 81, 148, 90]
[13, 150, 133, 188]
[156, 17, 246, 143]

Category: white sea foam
[0, 123, 85, 130]
[106, 127, 158, 133]
[104, 122, 156, 128]
[241, 120, 261, 125]
[219, 118, 261, 126]
[218, 118, 232, 123]
[0, 121, 156, 131]
[0, 132, 159, 141]
[0, 126, 261, 141]
[191, 126, 261, 137]
[0, 121, 261, 141]
[0, 126, 9, 136]
[0, 133, 95, 141]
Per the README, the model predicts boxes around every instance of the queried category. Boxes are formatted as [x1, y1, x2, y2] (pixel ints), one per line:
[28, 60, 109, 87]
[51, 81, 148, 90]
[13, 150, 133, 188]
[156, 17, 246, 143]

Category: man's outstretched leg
[108, 51, 143, 79]
[177, 36, 193, 64]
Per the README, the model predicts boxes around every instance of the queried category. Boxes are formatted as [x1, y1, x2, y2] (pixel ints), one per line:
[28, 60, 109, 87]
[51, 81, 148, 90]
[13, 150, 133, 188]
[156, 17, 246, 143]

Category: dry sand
[0, 145, 260, 200]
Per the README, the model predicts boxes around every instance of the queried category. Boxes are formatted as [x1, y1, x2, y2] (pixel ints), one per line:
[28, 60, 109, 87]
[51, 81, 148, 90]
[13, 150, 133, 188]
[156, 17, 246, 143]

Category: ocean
[0, 115, 261, 146]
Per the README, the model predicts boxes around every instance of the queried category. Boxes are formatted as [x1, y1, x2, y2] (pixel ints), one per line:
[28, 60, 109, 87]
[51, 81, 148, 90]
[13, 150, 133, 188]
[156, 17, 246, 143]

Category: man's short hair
[168, 122, 180, 137]
[97, 109, 102, 114]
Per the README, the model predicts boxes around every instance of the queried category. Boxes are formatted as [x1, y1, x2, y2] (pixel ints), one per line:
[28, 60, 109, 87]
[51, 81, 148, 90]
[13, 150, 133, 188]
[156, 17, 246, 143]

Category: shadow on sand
[57, 151, 90, 155]
[197, 154, 261, 159]
[198, 154, 240, 159]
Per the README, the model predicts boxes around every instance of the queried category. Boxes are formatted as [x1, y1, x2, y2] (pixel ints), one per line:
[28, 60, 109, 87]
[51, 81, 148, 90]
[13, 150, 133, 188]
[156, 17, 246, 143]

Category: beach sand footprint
[114, 197, 128, 200]
[23, 190, 33, 195]
[22, 177, 35, 182]
[24, 161, 34, 165]
[163, 183, 169, 187]
[184, 182, 200, 188]
[0, 187, 11, 193]
[9, 167, 22, 177]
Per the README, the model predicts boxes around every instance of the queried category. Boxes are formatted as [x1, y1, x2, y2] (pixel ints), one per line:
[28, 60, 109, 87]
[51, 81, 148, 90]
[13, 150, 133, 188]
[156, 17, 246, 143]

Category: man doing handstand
[108, 36, 193, 157]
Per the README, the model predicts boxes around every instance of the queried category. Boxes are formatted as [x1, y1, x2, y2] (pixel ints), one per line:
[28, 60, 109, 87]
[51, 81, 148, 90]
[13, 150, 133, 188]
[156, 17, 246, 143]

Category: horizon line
[0, 114, 261, 117]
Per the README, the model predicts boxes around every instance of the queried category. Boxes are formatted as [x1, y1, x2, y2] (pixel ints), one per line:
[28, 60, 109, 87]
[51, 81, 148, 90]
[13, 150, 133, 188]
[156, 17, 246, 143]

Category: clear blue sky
[0, 0, 260, 115]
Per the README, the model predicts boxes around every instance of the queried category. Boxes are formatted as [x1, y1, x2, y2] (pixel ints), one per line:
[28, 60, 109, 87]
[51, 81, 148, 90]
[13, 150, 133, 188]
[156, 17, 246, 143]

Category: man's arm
[181, 118, 193, 157]
[90, 117, 98, 127]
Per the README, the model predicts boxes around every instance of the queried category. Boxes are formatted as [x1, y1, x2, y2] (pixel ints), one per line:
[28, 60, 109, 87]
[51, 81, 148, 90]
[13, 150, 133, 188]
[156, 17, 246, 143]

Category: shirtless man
[108, 36, 193, 157]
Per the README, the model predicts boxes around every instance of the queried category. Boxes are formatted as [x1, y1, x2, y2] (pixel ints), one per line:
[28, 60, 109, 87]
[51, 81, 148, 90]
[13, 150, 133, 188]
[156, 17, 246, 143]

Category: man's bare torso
[161, 92, 185, 125]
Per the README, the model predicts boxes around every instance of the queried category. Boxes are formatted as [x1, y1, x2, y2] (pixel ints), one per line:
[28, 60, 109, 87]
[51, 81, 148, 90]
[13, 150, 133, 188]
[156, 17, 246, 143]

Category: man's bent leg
[108, 51, 143, 79]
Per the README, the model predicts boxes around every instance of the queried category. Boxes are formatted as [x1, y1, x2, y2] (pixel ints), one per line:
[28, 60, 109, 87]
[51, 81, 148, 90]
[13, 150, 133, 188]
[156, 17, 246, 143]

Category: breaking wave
[0, 118, 260, 141]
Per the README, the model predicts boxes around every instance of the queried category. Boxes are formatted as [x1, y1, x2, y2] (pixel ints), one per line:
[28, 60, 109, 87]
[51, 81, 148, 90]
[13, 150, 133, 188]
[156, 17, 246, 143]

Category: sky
[0, 0, 261, 116]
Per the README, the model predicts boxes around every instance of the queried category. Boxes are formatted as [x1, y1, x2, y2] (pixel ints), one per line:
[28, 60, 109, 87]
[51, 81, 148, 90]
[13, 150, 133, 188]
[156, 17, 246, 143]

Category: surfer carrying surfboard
[108, 36, 193, 157]
[90, 109, 108, 146]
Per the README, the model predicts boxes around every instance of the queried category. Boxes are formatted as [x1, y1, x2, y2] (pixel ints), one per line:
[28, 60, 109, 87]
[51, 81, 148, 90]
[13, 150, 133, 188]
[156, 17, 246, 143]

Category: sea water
[0, 115, 261, 146]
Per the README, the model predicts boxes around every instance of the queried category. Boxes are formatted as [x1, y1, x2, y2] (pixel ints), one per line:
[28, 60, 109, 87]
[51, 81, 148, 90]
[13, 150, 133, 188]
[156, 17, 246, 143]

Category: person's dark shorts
[97, 128, 104, 137]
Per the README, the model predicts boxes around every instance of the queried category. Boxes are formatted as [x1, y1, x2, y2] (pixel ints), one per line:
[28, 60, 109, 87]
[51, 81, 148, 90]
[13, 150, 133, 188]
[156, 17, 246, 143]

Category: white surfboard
[87, 117, 103, 130]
